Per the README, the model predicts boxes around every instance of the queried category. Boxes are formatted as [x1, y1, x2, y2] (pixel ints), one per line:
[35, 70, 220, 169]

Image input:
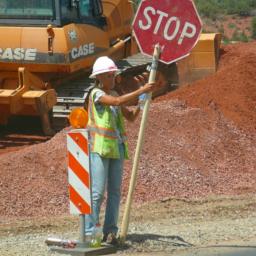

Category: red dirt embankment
[158, 42, 256, 133]
[0, 42, 255, 220]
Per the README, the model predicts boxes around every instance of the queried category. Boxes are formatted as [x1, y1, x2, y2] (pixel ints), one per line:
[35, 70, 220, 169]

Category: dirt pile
[0, 131, 69, 221]
[125, 101, 255, 203]
[0, 42, 256, 220]
[158, 41, 256, 133]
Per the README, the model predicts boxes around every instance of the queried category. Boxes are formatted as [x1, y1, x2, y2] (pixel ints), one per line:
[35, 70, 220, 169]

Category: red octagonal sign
[133, 0, 202, 64]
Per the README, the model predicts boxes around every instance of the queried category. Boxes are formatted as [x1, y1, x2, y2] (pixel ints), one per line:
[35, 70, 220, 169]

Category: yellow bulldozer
[0, 0, 221, 135]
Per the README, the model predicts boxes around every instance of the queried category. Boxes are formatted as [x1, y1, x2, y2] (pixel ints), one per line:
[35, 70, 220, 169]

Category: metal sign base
[49, 243, 117, 256]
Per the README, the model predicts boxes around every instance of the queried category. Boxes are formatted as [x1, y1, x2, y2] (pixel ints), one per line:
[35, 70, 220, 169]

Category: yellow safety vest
[87, 88, 129, 159]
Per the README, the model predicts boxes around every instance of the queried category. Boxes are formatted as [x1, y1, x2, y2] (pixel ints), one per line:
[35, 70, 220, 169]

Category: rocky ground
[0, 41, 256, 255]
[0, 195, 256, 256]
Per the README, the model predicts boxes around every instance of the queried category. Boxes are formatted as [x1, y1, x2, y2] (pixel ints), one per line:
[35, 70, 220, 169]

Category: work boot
[102, 233, 119, 246]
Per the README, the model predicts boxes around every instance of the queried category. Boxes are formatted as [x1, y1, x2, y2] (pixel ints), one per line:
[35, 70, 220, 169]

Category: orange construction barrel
[69, 108, 88, 129]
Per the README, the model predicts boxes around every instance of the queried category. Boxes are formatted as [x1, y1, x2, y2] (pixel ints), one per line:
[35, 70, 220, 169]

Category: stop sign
[133, 0, 202, 64]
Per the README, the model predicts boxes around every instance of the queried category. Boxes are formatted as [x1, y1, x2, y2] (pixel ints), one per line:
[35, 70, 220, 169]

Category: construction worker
[86, 56, 156, 245]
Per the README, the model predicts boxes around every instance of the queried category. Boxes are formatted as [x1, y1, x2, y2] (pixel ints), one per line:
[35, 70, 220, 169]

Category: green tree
[195, 0, 223, 18]
[194, 0, 254, 17]
[236, 1, 251, 16]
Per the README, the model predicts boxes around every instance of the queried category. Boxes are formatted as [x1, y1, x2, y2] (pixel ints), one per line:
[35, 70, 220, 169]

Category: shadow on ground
[119, 233, 193, 251]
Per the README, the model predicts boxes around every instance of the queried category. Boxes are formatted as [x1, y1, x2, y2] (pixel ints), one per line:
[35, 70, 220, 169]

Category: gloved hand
[138, 93, 148, 110]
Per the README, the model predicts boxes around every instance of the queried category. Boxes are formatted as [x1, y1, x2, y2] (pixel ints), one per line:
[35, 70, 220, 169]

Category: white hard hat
[89, 56, 119, 79]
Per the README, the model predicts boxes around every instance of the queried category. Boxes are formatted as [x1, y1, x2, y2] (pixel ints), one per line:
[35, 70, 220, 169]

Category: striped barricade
[67, 129, 92, 215]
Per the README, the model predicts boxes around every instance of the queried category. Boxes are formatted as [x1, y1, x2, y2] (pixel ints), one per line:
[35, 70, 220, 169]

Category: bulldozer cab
[0, 0, 105, 27]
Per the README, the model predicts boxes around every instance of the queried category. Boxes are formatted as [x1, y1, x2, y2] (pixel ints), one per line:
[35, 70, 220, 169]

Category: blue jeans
[85, 144, 124, 236]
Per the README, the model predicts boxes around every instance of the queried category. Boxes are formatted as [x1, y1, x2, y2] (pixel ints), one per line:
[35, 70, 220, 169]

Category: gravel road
[1, 195, 255, 256]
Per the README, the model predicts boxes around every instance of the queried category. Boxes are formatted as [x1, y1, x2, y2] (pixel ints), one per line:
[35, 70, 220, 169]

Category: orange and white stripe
[67, 129, 92, 215]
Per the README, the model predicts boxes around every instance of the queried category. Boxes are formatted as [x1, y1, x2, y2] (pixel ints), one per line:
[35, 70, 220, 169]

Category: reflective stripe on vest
[88, 125, 128, 141]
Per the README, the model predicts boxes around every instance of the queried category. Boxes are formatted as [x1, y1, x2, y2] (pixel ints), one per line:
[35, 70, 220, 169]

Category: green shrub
[222, 37, 230, 45]
[218, 25, 225, 34]
[240, 31, 249, 42]
[231, 29, 240, 41]
[228, 23, 236, 29]
[252, 17, 256, 39]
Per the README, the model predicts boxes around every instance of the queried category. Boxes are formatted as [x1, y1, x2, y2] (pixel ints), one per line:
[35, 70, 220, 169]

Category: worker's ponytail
[83, 81, 98, 110]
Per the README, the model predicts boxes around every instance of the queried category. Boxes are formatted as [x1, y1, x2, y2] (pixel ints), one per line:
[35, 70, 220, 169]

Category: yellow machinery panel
[177, 33, 222, 85]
